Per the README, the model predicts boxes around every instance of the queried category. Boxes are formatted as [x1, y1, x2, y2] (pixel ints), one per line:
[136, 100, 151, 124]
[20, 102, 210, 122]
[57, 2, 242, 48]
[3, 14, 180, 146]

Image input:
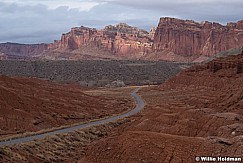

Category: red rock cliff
[49, 23, 153, 58]
[153, 17, 243, 57]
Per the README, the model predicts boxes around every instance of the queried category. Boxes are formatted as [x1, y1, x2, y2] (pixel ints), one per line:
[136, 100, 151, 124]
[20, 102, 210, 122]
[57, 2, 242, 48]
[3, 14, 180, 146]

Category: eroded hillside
[80, 52, 243, 162]
[0, 76, 133, 138]
[1, 52, 243, 163]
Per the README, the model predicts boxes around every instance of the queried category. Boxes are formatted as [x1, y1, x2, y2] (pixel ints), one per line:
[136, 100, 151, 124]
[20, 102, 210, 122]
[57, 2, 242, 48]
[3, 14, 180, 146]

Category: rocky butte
[46, 23, 153, 59]
[151, 17, 243, 62]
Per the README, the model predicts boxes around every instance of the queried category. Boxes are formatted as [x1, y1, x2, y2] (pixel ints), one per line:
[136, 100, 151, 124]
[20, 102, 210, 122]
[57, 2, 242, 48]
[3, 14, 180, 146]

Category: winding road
[0, 87, 145, 147]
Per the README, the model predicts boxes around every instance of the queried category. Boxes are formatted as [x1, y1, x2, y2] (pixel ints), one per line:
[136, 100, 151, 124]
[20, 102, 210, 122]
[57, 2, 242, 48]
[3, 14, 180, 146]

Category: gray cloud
[0, 1, 158, 43]
[92, 0, 243, 23]
[0, 0, 242, 44]
[0, 2, 83, 43]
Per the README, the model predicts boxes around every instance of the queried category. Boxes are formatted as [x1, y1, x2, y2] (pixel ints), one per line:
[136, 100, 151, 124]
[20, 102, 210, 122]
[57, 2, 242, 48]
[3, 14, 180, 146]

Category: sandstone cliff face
[153, 17, 243, 58]
[0, 24, 153, 60]
[49, 23, 153, 58]
[1, 18, 242, 61]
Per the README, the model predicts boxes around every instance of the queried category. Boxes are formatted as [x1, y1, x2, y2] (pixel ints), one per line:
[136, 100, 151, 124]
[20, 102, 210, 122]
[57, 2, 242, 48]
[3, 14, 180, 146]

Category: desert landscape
[0, 0, 243, 162]
[1, 49, 242, 163]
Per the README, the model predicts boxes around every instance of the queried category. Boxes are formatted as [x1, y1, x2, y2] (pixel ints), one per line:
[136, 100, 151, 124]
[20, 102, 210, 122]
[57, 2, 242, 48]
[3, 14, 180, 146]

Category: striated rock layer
[1, 18, 243, 61]
[47, 23, 153, 59]
[0, 24, 153, 60]
[152, 17, 243, 60]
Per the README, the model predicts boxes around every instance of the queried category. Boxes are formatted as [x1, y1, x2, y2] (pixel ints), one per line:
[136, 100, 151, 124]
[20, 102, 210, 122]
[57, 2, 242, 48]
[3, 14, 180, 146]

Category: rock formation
[1, 18, 243, 61]
[0, 24, 152, 60]
[48, 23, 153, 59]
[153, 17, 243, 60]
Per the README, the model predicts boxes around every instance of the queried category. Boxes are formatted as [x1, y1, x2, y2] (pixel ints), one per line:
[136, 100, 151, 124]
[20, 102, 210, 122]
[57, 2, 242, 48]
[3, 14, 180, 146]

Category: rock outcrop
[1, 18, 243, 61]
[48, 23, 153, 59]
[153, 17, 243, 60]
[0, 24, 153, 60]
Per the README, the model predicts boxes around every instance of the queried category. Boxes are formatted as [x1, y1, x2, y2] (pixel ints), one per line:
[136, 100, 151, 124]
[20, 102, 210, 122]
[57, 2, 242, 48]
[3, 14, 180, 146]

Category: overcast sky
[0, 0, 242, 44]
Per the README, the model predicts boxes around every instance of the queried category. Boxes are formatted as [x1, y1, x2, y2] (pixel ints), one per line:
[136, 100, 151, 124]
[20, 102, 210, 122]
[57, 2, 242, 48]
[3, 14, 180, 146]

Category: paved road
[0, 87, 145, 147]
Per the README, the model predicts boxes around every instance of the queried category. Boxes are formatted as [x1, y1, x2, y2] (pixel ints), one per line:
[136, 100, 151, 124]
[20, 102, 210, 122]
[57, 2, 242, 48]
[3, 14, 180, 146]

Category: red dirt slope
[0, 76, 132, 138]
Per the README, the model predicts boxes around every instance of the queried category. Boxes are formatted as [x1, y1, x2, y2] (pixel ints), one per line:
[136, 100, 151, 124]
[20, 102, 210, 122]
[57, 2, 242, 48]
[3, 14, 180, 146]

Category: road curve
[0, 87, 145, 147]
